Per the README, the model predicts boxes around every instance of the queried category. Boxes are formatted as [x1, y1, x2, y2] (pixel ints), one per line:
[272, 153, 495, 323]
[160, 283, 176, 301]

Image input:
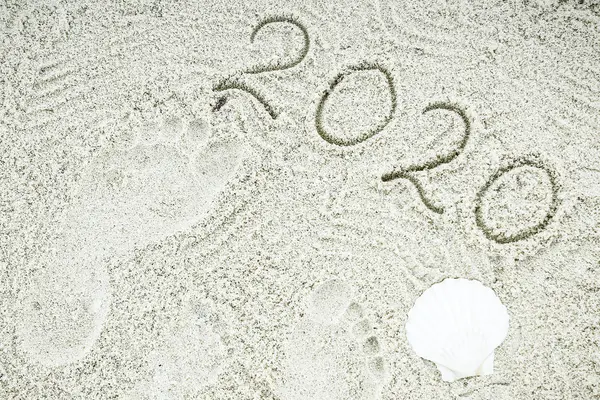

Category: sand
[0, 0, 599, 398]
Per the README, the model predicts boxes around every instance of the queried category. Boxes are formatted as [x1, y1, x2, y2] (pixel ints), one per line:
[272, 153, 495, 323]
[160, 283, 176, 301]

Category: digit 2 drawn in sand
[213, 16, 310, 119]
[381, 102, 471, 214]
[474, 157, 560, 244]
[213, 79, 278, 119]
[315, 63, 397, 146]
[245, 16, 310, 74]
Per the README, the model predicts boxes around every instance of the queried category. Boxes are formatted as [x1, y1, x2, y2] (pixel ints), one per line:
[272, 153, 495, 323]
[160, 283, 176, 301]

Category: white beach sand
[0, 0, 599, 398]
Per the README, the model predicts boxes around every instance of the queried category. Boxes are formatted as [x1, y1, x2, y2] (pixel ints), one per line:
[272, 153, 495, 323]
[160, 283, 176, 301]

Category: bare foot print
[127, 295, 228, 398]
[14, 254, 111, 367]
[13, 112, 249, 368]
[276, 280, 387, 400]
[62, 113, 248, 260]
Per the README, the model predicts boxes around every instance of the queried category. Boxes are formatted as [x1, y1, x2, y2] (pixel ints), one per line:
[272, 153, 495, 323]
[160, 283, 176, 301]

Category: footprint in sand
[276, 280, 387, 400]
[14, 111, 249, 368]
[127, 295, 228, 399]
[65, 113, 248, 260]
[13, 253, 111, 367]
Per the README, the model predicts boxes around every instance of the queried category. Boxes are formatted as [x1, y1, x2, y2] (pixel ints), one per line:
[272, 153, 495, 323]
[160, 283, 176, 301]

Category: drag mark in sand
[34, 60, 78, 92]
[26, 58, 87, 126]
[245, 16, 310, 74]
[381, 101, 471, 214]
[457, 381, 510, 398]
[315, 63, 397, 146]
[474, 157, 560, 244]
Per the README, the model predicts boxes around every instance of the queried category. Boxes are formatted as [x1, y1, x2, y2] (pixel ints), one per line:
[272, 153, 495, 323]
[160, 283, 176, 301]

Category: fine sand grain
[1, 0, 599, 399]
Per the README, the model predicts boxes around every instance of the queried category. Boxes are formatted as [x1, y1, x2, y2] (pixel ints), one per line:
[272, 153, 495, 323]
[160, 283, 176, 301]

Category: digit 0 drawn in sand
[245, 16, 310, 74]
[474, 156, 560, 244]
[381, 102, 471, 214]
[213, 78, 277, 119]
[276, 280, 387, 400]
[315, 63, 397, 146]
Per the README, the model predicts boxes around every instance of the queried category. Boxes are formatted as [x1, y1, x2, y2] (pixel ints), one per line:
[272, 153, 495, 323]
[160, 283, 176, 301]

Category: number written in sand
[245, 16, 310, 74]
[474, 158, 560, 244]
[315, 63, 397, 146]
[213, 16, 310, 119]
[213, 79, 277, 119]
[381, 102, 471, 214]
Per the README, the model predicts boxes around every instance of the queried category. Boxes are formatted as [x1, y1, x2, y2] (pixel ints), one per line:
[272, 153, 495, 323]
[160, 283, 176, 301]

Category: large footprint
[276, 280, 387, 400]
[65, 113, 248, 259]
[13, 110, 250, 368]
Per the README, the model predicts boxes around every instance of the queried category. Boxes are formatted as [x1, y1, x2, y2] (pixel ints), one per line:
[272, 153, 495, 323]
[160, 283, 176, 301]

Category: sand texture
[1, 0, 599, 399]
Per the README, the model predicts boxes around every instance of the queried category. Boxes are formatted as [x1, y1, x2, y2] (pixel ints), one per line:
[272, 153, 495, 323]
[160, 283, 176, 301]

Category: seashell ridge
[405, 278, 509, 382]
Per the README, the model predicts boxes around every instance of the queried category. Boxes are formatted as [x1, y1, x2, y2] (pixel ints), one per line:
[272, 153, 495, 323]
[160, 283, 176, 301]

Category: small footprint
[126, 295, 228, 398]
[275, 280, 387, 400]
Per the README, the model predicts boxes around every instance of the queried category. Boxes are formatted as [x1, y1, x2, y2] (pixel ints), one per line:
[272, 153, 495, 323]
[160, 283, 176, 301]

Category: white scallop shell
[405, 278, 509, 382]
